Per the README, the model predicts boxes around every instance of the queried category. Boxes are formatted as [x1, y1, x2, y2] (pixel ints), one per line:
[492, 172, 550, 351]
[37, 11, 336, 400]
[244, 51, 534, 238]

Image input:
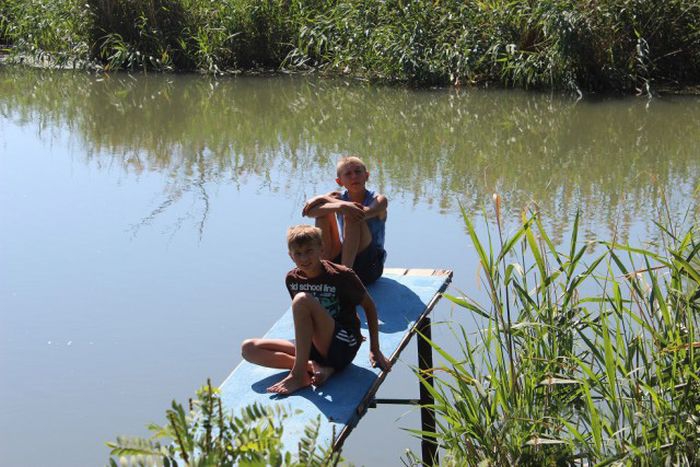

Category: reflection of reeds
[127, 152, 212, 241]
[413, 206, 699, 465]
[1, 68, 699, 241]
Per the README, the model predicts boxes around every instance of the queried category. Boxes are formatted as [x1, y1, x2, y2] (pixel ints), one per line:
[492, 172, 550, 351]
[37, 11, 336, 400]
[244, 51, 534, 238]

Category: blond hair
[287, 224, 322, 249]
[336, 155, 368, 177]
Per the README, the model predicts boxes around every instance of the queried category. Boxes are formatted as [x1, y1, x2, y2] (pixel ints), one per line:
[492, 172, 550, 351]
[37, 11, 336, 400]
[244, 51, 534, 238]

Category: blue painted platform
[219, 268, 452, 455]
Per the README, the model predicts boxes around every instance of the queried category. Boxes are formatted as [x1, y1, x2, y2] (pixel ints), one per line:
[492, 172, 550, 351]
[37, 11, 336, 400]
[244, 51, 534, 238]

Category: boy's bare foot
[267, 371, 312, 395]
[309, 361, 335, 387]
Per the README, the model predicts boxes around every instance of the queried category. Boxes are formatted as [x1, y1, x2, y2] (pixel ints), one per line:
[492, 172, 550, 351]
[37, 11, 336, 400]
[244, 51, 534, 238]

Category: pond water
[1, 67, 698, 466]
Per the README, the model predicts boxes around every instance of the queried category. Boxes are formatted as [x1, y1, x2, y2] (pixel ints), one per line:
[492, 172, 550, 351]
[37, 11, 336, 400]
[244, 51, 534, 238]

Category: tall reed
[2, 0, 700, 92]
[414, 200, 699, 464]
[287, 0, 700, 93]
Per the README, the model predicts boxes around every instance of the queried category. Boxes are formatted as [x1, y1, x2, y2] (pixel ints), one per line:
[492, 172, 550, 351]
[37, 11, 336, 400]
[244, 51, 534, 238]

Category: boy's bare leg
[340, 218, 372, 268]
[315, 214, 342, 260]
[241, 339, 324, 377]
[267, 293, 336, 394]
[310, 361, 335, 386]
[241, 339, 297, 369]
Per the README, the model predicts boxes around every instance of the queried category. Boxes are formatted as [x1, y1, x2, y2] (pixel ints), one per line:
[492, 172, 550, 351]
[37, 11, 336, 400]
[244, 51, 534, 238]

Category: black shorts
[334, 243, 386, 285]
[309, 323, 361, 371]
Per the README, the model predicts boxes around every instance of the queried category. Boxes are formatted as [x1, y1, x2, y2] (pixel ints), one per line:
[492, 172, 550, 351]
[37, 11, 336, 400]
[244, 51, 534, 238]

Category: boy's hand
[369, 349, 392, 372]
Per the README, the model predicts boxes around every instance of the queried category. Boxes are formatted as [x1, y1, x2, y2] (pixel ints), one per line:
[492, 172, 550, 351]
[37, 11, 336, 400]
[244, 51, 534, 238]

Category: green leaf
[444, 292, 490, 318]
[523, 211, 547, 288]
[460, 202, 492, 275]
[495, 217, 532, 264]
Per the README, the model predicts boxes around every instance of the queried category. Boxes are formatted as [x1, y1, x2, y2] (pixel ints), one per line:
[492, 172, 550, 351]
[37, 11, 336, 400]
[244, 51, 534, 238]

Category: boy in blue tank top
[302, 156, 387, 285]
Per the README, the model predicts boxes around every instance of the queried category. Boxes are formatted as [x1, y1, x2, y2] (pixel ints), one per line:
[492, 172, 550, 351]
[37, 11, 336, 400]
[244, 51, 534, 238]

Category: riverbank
[2, 0, 700, 94]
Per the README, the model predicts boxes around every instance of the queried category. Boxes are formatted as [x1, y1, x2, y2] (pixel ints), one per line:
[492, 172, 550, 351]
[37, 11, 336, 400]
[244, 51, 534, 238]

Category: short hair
[287, 224, 322, 249]
[336, 155, 368, 177]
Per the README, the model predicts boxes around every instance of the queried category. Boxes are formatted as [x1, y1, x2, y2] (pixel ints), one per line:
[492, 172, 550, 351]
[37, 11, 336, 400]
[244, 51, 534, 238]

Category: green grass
[411, 200, 699, 465]
[2, 0, 700, 93]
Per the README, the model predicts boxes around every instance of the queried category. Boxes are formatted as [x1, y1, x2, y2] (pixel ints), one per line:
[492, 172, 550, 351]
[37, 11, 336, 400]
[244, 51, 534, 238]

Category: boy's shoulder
[321, 259, 354, 276]
[323, 261, 366, 290]
[309, 260, 361, 282]
[368, 189, 382, 199]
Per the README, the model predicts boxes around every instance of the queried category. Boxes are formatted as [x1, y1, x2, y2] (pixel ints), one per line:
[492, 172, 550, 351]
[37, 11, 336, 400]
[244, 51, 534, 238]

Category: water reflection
[1, 65, 699, 467]
[1, 67, 698, 241]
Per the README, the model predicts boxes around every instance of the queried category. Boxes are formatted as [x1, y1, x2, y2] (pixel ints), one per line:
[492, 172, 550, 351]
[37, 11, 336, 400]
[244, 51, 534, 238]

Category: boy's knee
[292, 292, 312, 304]
[291, 292, 317, 310]
[241, 339, 256, 360]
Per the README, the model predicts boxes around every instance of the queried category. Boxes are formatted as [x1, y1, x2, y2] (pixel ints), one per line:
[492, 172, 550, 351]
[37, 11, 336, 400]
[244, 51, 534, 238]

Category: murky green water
[1, 67, 698, 466]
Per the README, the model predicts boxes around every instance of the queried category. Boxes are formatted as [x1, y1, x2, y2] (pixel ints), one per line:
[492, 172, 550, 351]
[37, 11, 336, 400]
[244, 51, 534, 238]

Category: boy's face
[288, 241, 323, 276]
[336, 162, 369, 191]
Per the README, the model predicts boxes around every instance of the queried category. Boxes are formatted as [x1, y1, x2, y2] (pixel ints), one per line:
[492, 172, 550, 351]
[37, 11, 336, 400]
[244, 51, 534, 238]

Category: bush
[107, 379, 339, 466]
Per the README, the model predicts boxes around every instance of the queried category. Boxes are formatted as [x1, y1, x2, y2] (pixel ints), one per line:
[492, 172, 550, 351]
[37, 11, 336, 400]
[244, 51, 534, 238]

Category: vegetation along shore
[2, 0, 700, 94]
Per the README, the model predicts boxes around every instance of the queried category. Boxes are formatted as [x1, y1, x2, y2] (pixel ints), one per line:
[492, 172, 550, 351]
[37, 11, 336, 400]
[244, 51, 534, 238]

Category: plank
[383, 267, 408, 276]
[218, 268, 453, 456]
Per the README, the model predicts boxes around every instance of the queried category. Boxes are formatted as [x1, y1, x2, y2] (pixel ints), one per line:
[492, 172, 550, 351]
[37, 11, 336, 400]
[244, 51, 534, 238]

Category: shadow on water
[1, 67, 699, 241]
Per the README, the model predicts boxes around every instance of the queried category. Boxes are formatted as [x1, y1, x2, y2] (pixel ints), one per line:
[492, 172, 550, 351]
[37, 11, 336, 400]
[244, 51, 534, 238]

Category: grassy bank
[2, 0, 700, 93]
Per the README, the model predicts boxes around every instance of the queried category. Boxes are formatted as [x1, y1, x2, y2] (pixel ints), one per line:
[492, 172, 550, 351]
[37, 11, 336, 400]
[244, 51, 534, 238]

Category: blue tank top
[336, 189, 386, 252]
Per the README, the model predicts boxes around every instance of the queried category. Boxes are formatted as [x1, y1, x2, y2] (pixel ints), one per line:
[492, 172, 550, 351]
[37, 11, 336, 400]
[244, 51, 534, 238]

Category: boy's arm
[360, 293, 392, 371]
[363, 193, 388, 220]
[303, 193, 365, 222]
[302, 191, 340, 217]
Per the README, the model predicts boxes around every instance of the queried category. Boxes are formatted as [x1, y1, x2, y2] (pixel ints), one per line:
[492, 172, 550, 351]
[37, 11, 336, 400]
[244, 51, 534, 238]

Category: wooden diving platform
[219, 268, 453, 464]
